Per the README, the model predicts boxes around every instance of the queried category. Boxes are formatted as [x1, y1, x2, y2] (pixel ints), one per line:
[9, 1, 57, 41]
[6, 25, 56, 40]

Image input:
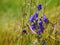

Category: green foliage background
[0, 0, 60, 45]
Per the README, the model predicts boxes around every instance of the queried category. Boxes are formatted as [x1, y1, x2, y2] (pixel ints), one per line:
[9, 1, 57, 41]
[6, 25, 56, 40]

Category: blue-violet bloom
[37, 4, 42, 10]
[30, 24, 36, 30]
[37, 30, 42, 35]
[30, 15, 35, 22]
[22, 30, 26, 33]
[43, 15, 49, 24]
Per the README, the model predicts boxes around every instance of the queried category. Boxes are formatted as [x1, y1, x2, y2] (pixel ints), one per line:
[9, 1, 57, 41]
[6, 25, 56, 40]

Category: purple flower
[38, 21, 44, 33]
[34, 11, 39, 21]
[34, 11, 38, 17]
[39, 21, 43, 26]
[36, 17, 38, 21]
[37, 27, 44, 35]
[37, 29, 43, 35]
[30, 15, 35, 22]
[30, 12, 39, 22]
[38, 21, 43, 28]
[41, 27, 44, 33]
[30, 24, 36, 30]
[22, 30, 26, 33]
[37, 4, 42, 10]
[43, 15, 49, 24]
[37, 30, 41, 35]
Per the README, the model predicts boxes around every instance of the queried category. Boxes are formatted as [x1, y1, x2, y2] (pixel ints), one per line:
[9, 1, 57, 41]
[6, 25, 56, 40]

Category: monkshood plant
[29, 4, 49, 35]
[22, 4, 55, 45]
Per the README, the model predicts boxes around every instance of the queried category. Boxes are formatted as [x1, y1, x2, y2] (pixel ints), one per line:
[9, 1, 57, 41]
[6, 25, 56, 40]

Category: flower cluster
[29, 4, 49, 35]
[22, 4, 49, 35]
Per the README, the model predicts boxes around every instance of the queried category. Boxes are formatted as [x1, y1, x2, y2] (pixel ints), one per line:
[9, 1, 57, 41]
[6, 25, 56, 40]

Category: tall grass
[0, 0, 60, 45]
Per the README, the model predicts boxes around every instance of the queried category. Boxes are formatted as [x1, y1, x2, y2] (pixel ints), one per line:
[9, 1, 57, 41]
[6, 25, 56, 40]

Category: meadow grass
[0, 0, 60, 45]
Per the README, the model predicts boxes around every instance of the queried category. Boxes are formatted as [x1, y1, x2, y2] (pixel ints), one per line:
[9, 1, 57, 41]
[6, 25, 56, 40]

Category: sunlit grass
[0, 0, 60, 45]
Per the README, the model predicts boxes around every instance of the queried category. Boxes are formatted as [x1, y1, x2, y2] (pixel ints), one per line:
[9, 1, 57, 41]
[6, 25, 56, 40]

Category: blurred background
[0, 0, 60, 45]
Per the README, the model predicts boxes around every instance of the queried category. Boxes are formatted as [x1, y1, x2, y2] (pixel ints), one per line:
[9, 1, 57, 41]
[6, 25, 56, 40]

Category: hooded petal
[30, 15, 35, 22]
[22, 30, 26, 33]
[30, 24, 36, 30]
[43, 15, 49, 24]
[37, 4, 42, 10]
